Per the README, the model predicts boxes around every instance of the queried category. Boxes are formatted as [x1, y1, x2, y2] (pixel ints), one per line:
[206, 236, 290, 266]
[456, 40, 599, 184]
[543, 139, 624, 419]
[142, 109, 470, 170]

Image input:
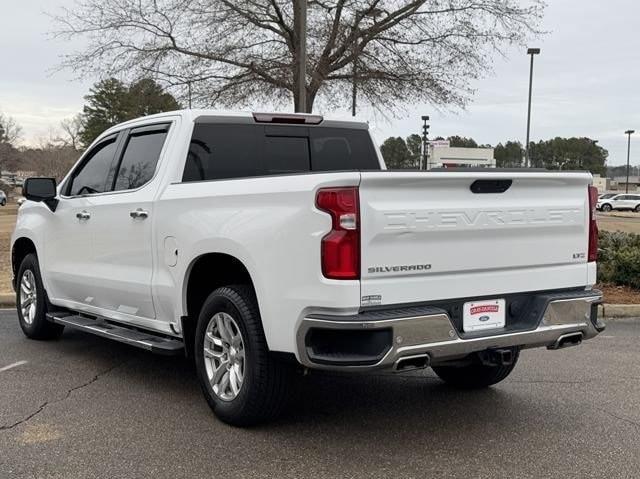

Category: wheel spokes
[204, 311, 246, 401]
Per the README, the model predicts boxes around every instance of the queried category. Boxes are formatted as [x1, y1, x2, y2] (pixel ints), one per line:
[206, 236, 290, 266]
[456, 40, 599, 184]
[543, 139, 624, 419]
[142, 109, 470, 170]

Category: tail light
[588, 185, 598, 262]
[316, 187, 360, 279]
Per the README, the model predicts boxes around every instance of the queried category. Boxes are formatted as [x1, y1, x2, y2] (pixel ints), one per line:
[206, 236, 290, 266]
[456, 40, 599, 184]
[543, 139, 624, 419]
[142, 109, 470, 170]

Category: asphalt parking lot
[1, 310, 639, 479]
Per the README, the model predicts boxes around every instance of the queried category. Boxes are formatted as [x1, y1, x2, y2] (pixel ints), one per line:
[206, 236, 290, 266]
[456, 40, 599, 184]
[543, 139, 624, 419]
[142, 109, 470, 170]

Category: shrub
[597, 231, 640, 289]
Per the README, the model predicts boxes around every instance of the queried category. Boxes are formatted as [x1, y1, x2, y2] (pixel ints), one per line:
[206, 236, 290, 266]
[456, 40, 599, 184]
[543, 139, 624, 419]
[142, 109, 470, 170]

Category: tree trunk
[293, 0, 307, 113]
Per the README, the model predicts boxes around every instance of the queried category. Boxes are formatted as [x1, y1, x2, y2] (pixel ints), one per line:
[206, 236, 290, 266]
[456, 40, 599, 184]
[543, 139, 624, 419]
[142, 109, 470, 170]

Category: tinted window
[68, 138, 118, 196]
[264, 136, 310, 173]
[114, 128, 168, 191]
[183, 124, 262, 181]
[310, 128, 379, 171]
[182, 123, 379, 182]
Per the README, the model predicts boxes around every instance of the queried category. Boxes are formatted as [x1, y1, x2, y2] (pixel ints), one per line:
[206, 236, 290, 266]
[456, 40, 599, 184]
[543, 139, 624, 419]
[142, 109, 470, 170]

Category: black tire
[16, 254, 64, 340]
[634, 204, 640, 213]
[601, 203, 612, 212]
[432, 349, 520, 389]
[0, 200, 5, 206]
[194, 285, 294, 426]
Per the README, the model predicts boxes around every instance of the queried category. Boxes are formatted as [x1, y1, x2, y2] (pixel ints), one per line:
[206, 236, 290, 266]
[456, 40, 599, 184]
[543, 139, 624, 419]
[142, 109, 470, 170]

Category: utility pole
[187, 81, 192, 109]
[525, 48, 540, 167]
[421, 116, 430, 170]
[294, 0, 307, 113]
[625, 130, 635, 193]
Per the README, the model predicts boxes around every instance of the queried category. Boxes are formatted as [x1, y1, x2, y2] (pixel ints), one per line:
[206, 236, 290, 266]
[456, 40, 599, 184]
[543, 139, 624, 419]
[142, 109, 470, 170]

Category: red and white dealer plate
[462, 299, 506, 332]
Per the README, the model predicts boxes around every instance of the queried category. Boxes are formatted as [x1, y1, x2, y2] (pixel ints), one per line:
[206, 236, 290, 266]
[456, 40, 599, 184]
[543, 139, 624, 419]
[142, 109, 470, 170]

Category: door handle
[130, 208, 149, 219]
[76, 211, 91, 220]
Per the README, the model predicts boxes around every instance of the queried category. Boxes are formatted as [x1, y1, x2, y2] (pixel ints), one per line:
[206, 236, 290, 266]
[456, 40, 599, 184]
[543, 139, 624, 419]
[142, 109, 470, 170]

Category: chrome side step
[46, 312, 184, 355]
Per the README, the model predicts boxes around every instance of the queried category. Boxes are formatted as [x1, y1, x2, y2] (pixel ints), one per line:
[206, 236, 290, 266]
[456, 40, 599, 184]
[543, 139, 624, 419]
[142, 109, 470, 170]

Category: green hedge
[597, 231, 640, 289]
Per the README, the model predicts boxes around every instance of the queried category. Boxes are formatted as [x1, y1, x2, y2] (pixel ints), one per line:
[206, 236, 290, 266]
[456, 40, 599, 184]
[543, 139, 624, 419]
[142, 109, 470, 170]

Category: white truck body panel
[359, 171, 593, 307]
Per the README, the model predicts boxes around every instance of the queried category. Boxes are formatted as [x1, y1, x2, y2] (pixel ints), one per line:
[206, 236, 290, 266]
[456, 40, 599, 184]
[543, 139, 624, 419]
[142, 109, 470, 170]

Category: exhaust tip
[549, 332, 583, 350]
[394, 354, 430, 372]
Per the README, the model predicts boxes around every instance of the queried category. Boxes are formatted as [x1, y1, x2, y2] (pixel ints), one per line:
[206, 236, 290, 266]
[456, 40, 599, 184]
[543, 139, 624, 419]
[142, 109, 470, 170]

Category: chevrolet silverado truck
[11, 110, 603, 426]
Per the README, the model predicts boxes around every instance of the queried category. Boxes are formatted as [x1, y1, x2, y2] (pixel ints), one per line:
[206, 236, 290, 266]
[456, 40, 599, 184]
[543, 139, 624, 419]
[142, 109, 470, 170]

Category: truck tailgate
[359, 171, 593, 306]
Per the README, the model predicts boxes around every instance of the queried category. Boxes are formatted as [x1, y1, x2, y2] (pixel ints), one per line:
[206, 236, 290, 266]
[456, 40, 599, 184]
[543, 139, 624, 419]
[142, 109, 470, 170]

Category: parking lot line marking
[0, 360, 28, 373]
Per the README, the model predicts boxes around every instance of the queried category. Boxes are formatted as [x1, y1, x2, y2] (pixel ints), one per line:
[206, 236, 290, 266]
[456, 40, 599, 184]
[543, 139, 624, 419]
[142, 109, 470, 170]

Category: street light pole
[421, 116, 430, 170]
[525, 48, 540, 168]
[625, 129, 635, 193]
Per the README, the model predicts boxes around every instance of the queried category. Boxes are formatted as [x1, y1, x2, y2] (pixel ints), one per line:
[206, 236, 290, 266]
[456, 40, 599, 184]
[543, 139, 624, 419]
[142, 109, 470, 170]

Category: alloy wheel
[203, 312, 246, 401]
[20, 270, 37, 325]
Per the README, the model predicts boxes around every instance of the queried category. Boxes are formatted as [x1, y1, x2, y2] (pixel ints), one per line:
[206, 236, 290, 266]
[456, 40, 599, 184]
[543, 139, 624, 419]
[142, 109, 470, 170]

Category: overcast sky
[1, 0, 638, 166]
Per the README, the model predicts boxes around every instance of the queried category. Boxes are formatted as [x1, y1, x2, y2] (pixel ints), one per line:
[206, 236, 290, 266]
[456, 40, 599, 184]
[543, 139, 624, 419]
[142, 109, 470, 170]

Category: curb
[0, 293, 15, 308]
[598, 304, 640, 319]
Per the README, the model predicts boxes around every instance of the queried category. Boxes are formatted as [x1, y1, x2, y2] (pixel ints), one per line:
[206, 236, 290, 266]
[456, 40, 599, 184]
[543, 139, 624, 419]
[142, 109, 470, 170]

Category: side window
[67, 137, 118, 196]
[113, 126, 168, 191]
[183, 124, 263, 181]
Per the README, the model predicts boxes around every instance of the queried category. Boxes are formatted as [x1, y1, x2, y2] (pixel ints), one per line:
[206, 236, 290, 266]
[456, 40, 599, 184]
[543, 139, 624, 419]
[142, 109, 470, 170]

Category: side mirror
[22, 177, 58, 211]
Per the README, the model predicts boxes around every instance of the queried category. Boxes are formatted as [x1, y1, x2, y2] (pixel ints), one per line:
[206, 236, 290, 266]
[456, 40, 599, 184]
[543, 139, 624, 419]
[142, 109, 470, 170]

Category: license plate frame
[462, 299, 506, 332]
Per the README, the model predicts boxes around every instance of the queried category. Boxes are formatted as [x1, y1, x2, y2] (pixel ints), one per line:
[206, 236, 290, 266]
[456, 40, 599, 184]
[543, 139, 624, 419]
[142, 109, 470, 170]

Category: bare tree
[54, 0, 545, 114]
[57, 114, 85, 150]
[0, 112, 23, 146]
[22, 133, 80, 180]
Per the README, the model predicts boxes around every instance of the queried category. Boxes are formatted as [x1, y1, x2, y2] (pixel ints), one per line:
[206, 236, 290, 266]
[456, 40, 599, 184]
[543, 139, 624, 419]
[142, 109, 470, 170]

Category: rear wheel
[16, 254, 64, 340]
[634, 204, 640, 213]
[194, 285, 294, 426]
[432, 349, 520, 389]
[601, 203, 612, 212]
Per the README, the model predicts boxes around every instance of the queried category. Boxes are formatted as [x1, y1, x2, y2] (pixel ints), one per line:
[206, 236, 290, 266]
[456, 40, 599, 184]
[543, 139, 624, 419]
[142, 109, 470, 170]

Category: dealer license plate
[462, 299, 506, 332]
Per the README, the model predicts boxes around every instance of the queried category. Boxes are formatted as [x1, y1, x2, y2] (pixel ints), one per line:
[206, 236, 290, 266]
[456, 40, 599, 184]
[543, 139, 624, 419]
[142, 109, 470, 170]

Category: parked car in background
[598, 193, 617, 200]
[597, 193, 640, 212]
[0, 189, 7, 206]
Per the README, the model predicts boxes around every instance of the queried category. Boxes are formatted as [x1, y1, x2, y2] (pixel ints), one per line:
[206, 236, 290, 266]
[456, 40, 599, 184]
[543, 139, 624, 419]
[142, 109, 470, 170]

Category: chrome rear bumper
[296, 290, 603, 371]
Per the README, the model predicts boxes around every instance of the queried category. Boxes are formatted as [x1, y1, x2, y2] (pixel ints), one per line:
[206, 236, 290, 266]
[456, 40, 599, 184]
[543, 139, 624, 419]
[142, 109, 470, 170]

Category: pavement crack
[0, 361, 126, 432]
[599, 408, 640, 430]
[0, 402, 49, 431]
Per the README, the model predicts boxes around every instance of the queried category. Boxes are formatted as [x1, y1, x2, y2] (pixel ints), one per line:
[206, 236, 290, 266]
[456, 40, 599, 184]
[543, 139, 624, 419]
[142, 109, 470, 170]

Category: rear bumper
[296, 289, 603, 371]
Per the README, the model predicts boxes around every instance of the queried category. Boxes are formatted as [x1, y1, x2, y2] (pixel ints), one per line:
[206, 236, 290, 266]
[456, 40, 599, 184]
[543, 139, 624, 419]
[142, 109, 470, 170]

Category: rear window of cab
[182, 124, 380, 182]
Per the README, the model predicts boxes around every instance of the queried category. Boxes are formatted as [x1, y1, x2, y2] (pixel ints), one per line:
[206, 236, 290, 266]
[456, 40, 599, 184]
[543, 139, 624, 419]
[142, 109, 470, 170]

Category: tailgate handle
[470, 179, 512, 194]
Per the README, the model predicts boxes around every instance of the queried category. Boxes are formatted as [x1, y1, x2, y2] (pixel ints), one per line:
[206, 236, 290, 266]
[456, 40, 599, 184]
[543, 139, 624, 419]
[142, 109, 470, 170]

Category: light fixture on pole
[525, 47, 540, 168]
[625, 129, 635, 193]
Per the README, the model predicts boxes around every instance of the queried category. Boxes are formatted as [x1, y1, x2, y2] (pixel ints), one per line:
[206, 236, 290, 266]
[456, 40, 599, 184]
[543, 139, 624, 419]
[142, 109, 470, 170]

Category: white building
[426, 141, 496, 169]
[592, 175, 613, 193]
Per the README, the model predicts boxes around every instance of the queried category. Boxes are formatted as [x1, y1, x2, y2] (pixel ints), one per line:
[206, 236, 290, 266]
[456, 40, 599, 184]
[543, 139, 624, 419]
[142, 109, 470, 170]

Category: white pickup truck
[11, 110, 603, 426]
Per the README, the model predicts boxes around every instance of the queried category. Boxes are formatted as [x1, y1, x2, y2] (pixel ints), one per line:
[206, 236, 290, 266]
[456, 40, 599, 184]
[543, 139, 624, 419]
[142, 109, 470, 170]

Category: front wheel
[194, 285, 294, 426]
[432, 349, 520, 389]
[16, 254, 64, 339]
[601, 204, 612, 212]
[634, 204, 640, 213]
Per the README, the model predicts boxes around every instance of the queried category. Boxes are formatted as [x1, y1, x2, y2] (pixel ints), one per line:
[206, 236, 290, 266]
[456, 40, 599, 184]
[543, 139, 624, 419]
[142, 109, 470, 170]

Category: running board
[46, 312, 184, 355]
